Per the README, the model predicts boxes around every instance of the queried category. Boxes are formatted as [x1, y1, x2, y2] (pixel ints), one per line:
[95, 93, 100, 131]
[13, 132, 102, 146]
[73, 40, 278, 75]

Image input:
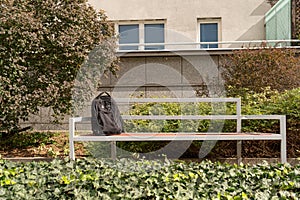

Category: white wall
[89, 0, 271, 45]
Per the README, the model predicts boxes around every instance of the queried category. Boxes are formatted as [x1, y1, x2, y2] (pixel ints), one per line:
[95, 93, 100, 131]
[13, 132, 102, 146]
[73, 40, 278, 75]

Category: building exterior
[265, 0, 291, 41]
[86, 0, 273, 100]
[265, 0, 300, 42]
[89, 0, 271, 49]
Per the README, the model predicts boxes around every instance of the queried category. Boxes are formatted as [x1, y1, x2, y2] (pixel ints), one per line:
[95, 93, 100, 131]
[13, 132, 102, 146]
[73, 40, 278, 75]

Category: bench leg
[280, 116, 287, 164]
[69, 118, 76, 160]
[237, 140, 242, 165]
[69, 140, 75, 160]
[111, 141, 117, 160]
[281, 139, 287, 163]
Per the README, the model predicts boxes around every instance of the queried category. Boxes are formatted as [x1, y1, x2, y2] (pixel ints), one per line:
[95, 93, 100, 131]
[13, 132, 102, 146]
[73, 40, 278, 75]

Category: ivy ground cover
[1, 158, 300, 199]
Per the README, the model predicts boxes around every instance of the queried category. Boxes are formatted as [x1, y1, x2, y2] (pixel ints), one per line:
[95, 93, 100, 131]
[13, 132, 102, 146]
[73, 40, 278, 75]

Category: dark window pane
[200, 23, 218, 48]
[145, 24, 164, 50]
[119, 24, 139, 50]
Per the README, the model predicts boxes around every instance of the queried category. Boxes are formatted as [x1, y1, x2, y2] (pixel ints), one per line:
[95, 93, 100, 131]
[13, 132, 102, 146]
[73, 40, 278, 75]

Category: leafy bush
[221, 48, 300, 94]
[0, 158, 299, 199]
[0, 0, 118, 136]
[263, 88, 300, 125]
[123, 93, 294, 134]
[114, 101, 236, 156]
[124, 101, 236, 133]
[111, 88, 300, 157]
[229, 87, 300, 130]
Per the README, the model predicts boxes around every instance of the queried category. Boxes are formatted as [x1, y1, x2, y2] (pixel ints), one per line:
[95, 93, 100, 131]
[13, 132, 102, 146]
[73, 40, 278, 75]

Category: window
[144, 24, 164, 50]
[119, 24, 139, 50]
[198, 18, 221, 49]
[200, 23, 218, 48]
[117, 22, 165, 50]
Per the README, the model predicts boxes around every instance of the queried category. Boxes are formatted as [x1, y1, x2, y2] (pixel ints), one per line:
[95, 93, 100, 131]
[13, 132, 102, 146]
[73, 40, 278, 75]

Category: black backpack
[91, 92, 124, 136]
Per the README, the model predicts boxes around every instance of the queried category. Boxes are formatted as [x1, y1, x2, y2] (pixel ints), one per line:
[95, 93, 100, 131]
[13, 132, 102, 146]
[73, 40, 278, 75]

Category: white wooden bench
[69, 98, 287, 164]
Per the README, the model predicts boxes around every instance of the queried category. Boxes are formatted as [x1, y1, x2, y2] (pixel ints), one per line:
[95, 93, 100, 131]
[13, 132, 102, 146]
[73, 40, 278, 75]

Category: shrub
[262, 87, 300, 130]
[221, 48, 300, 94]
[124, 101, 236, 133]
[228, 87, 300, 130]
[113, 88, 300, 157]
[0, 158, 299, 199]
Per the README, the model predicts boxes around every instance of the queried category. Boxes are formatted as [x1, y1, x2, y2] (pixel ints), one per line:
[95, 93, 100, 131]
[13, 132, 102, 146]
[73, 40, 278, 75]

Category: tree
[267, 0, 279, 6]
[0, 0, 118, 136]
[221, 48, 300, 95]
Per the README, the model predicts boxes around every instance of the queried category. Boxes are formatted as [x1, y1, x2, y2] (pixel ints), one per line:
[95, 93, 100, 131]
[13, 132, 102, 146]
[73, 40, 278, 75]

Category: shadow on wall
[226, 1, 270, 48]
[228, 18, 266, 48]
[251, 1, 272, 16]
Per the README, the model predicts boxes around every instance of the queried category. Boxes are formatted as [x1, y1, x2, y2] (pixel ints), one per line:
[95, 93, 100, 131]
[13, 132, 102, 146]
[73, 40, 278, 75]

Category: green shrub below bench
[1, 158, 299, 199]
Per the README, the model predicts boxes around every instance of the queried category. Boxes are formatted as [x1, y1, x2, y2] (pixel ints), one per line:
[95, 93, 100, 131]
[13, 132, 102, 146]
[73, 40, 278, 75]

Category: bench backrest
[72, 98, 242, 131]
[116, 97, 242, 133]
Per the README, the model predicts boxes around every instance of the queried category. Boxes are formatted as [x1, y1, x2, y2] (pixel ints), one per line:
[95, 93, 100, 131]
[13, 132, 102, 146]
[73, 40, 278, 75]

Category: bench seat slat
[71, 115, 285, 122]
[73, 132, 283, 142]
[122, 115, 239, 120]
[114, 98, 240, 103]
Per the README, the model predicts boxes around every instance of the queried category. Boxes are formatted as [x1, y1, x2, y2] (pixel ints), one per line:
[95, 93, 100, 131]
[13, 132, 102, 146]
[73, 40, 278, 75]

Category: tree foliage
[0, 0, 118, 135]
[221, 48, 300, 95]
[267, 0, 279, 6]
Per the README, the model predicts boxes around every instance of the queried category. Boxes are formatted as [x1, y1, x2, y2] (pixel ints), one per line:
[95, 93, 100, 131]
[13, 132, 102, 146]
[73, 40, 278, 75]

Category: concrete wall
[103, 51, 225, 98]
[27, 50, 232, 130]
[89, 0, 271, 44]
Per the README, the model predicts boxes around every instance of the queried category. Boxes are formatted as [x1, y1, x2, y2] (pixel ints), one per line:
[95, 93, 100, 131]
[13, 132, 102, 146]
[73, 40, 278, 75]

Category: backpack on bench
[91, 92, 124, 136]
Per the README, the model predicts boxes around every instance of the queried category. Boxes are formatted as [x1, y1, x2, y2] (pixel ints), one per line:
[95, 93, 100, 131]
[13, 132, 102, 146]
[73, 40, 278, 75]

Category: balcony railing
[117, 39, 300, 52]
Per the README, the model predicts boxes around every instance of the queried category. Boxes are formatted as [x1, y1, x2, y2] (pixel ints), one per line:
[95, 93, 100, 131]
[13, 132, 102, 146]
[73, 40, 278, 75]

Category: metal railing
[117, 39, 300, 52]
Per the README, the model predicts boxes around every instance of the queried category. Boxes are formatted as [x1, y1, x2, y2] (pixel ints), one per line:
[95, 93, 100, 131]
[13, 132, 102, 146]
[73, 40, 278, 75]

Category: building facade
[265, 0, 300, 41]
[89, 0, 271, 49]
[86, 0, 273, 100]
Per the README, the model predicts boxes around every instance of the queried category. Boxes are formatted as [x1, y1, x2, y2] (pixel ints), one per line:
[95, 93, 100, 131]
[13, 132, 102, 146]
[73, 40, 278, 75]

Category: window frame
[198, 18, 222, 49]
[116, 20, 166, 50]
[118, 24, 140, 50]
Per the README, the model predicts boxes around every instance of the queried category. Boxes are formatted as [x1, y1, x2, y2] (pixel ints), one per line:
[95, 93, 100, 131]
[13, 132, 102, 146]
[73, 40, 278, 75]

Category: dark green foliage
[0, 158, 299, 199]
[0, 131, 56, 149]
[0, 0, 118, 135]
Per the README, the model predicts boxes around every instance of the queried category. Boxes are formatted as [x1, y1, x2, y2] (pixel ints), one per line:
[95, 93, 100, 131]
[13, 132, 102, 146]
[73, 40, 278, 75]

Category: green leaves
[0, 0, 118, 135]
[0, 158, 299, 199]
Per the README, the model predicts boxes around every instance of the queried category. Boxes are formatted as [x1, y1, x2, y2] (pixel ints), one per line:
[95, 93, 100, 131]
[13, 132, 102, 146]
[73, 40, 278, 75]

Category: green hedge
[124, 87, 300, 134]
[0, 158, 299, 199]
[111, 88, 299, 155]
